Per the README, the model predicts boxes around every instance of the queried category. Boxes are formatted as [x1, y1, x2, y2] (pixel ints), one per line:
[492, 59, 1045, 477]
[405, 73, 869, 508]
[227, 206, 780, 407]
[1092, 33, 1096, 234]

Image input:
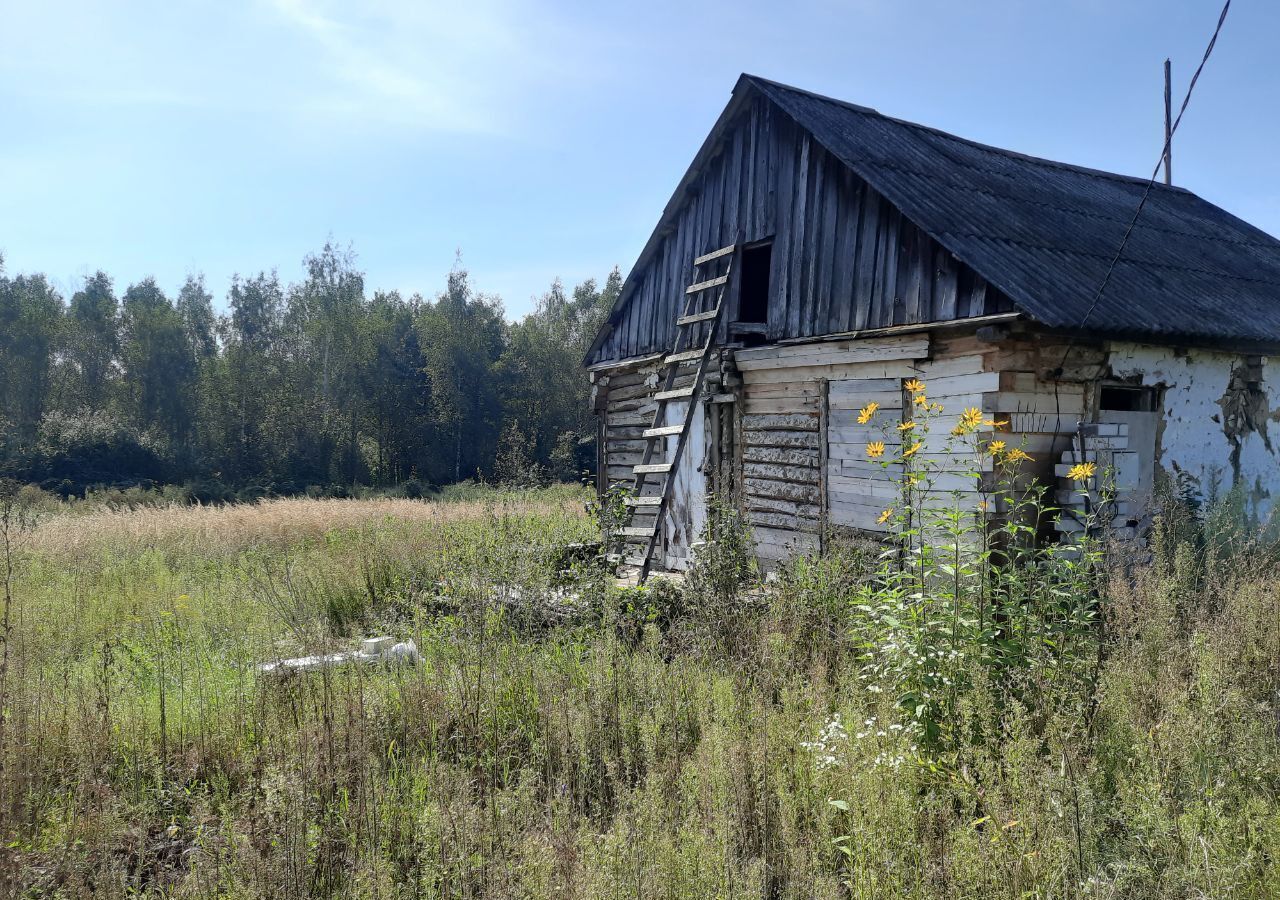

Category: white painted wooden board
[909, 355, 989, 379]
[734, 334, 929, 370]
[659, 399, 706, 571]
[908, 371, 1000, 395]
[829, 498, 892, 531]
[742, 364, 916, 385]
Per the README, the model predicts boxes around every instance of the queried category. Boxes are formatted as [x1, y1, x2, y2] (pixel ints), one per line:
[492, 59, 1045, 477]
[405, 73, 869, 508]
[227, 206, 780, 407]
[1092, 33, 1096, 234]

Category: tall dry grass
[0, 484, 1278, 897]
[30, 491, 588, 559]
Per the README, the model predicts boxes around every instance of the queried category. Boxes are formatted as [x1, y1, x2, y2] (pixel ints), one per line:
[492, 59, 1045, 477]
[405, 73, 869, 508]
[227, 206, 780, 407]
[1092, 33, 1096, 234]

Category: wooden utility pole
[1164, 58, 1173, 185]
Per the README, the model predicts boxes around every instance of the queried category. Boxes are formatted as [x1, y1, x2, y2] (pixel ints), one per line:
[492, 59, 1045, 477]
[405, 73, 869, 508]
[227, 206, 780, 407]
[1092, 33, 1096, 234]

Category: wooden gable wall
[588, 95, 1015, 366]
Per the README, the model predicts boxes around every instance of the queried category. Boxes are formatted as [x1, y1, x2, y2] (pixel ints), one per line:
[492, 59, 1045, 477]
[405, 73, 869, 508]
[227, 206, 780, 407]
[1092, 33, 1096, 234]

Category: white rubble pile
[259, 636, 419, 676]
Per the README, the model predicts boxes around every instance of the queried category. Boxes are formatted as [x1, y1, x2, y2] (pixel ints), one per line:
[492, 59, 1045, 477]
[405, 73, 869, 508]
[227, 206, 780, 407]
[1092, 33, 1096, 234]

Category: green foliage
[0, 488, 1278, 896]
[0, 246, 620, 497]
[841, 386, 1105, 760]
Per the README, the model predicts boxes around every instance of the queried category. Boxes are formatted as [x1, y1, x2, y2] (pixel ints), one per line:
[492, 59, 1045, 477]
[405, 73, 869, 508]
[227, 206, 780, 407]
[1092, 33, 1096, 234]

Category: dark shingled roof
[746, 75, 1280, 344]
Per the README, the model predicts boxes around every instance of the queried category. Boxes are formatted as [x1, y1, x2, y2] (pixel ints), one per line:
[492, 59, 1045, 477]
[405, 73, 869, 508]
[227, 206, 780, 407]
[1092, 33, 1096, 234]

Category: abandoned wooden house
[584, 74, 1280, 574]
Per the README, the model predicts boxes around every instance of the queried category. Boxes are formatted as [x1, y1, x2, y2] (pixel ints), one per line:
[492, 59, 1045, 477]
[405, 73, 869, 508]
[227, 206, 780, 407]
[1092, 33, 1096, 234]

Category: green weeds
[0, 477, 1276, 898]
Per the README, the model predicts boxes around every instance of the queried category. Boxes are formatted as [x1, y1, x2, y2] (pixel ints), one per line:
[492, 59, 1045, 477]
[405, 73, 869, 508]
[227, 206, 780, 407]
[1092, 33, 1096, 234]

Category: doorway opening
[736, 240, 772, 325]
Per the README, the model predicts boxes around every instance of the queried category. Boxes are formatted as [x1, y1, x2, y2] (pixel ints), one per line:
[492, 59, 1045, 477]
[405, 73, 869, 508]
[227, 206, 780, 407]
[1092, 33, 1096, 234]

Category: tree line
[0, 243, 618, 499]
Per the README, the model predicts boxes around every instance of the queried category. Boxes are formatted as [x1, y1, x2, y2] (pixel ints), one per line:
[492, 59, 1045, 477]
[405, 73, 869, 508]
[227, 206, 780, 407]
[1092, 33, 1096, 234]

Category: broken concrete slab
[259, 636, 419, 676]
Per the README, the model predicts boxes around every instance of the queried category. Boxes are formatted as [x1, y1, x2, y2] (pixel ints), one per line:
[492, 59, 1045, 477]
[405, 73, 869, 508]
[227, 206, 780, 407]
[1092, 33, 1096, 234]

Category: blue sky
[1, 0, 1275, 319]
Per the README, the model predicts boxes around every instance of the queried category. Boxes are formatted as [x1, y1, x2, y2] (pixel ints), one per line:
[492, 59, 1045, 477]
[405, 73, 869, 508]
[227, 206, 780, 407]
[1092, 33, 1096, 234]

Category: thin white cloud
[0, 0, 611, 136]
[263, 0, 573, 134]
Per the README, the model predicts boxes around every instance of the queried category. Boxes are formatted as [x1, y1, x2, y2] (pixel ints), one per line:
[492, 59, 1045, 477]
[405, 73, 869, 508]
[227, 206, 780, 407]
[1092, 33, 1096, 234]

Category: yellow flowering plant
[845, 373, 1110, 763]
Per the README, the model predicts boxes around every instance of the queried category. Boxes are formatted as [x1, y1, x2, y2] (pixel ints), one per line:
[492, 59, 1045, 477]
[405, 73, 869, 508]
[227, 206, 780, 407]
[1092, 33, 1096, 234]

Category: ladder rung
[642, 425, 683, 438]
[654, 386, 695, 401]
[619, 526, 656, 537]
[686, 275, 729, 294]
[607, 553, 648, 566]
[633, 462, 673, 474]
[624, 496, 662, 507]
[664, 347, 707, 365]
[677, 307, 720, 326]
[694, 244, 736, 266]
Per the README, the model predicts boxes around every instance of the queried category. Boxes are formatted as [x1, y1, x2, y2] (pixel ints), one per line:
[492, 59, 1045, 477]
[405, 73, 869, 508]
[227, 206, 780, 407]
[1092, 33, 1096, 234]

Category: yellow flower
[978, 500, 990, 512]
[866, 441, 886, 459]
[1067, 461, 1097, 482]
[857, 401, 879, 425]
[1005, 448, 1033, 462]
[929, 402, 944, 413]
[897, 421, 917, 432]
[913, 393, 930, 408]
[902, 441, 921, 459]
[951, 424, 969, 437]
[877, 508, 893, 525]
[904, 378, 926, 395]
[988, 440, 1006, 455]
[961, 407, 983, 426]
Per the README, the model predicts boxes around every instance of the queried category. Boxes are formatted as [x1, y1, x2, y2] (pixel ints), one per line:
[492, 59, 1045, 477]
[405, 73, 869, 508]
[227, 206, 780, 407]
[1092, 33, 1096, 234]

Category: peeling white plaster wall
[1108, 342, 1279, 519]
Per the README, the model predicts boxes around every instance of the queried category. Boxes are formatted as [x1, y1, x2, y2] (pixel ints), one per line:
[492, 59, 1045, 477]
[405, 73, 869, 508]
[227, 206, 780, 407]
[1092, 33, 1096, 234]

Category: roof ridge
[741, 74, 1195, 195]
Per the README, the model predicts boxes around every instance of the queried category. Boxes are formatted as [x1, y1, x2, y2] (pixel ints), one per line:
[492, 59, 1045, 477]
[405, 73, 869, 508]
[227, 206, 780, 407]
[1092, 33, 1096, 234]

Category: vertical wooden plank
[702, 151, 721, 256]
[596, 408, 608, 498]
[639, 244, 657, 354]
[917, 231, 936, 322]
[733, 383, 745, 513]
[724, 121, 742, 243]
[815, 162, 840, 336]
[970, 275, 989, 316]
[673, 199, 696, 343]
[763, 101, 778, 237]
[770, 122, 795, 340]
[834, 177, 862, 334]
[869, 204, 885, 327]
[819, 377, 829, 553]
[625, 275, 641, 358]
[955, 267, 973, 319]
[785, 133, 810, 339]
[901, 222, 923, 323]
[802, 151, 826, 336]
[881, 207, 901, 326]
[742, 103, 758, 239]
[892, 225, 909, 327]
[936, 248, 959, 320]
[852, 188, 880, 330]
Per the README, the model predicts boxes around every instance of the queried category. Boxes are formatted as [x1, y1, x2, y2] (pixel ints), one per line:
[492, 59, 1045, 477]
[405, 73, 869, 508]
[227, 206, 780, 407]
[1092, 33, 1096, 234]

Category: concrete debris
[259, 636, 419, 676]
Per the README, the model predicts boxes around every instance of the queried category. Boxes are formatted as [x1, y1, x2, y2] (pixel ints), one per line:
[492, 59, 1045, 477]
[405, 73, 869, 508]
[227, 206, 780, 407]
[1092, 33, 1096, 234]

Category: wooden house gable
[586, 92, 1014, 367]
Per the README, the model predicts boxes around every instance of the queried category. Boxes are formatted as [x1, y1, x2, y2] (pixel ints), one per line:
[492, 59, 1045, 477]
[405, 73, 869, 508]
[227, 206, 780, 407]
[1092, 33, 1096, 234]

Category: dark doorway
[737, 241, 772, 324]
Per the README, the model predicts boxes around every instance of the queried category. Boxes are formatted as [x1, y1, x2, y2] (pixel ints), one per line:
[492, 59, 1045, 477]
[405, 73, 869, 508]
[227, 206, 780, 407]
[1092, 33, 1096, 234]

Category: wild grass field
[0, 481, 1278, 898]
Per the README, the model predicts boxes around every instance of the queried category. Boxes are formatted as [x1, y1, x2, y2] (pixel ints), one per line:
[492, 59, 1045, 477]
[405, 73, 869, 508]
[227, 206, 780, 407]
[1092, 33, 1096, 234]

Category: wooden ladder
[614, 241, 739, 581]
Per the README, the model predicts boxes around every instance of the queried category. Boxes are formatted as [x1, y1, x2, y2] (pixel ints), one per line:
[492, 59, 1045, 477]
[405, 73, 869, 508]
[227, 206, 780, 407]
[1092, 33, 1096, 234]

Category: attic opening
[736, 240, 772, 326]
